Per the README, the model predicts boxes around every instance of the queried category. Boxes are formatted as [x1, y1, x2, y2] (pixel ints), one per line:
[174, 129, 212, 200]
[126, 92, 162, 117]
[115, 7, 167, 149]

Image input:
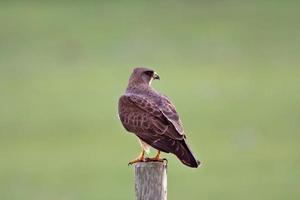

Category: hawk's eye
[144, 70, 154, 77]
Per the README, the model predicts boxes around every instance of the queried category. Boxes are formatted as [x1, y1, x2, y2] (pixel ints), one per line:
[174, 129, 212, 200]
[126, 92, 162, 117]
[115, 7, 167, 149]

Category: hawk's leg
[128, 149, 145, 165]
[145, 150, 166, 162]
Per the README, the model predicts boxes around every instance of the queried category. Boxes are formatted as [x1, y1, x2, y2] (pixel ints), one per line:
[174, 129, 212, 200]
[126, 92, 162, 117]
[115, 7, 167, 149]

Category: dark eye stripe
[144, 70, 154, 76]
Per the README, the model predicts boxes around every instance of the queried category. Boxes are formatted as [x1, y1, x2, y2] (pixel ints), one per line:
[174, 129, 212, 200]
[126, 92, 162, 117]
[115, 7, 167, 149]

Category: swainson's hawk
[118, 67, 200, 168]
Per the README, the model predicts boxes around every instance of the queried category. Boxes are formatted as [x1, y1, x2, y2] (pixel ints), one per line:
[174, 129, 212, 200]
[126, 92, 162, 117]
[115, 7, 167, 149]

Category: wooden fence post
[133, 161, 167, 200]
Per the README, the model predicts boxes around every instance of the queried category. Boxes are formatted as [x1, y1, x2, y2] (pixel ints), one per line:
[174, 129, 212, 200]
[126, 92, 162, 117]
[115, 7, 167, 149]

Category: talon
[128, 150, 145, 166]
[145, 150, 165, 162]
[128, 158, 145, 166]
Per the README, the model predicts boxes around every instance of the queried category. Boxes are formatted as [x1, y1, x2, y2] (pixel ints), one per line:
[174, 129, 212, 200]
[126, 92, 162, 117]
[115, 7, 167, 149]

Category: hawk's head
[129, 67, 160, 86]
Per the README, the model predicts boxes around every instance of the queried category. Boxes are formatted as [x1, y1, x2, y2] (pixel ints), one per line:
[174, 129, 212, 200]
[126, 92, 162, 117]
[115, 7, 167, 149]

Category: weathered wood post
[133, 161, 167, 200]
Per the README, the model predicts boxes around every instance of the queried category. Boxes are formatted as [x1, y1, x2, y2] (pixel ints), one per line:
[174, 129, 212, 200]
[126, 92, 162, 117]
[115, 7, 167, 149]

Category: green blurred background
[1, 0, 299, 199]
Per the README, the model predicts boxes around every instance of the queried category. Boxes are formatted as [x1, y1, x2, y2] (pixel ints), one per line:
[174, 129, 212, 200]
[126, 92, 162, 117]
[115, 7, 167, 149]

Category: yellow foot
[144, 157, 167, 162]
[128, 150, 145, 166]
[128, 158, 145, 165]
[144, 151, 167, 162]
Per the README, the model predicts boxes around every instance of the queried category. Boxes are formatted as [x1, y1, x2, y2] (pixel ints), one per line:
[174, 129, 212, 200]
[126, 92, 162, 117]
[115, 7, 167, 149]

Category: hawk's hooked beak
[153, 72, 160, 80]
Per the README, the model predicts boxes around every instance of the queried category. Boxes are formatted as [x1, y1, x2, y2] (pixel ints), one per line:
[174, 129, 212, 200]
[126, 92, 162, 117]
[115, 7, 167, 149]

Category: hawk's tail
[139, 135, 201, 168]
[174, 139, 201, 168]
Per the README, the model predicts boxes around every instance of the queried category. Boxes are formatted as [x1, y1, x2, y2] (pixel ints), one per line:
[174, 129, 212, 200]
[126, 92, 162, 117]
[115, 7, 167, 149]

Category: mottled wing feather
[118, 95, 169, 136]
[127, 94, 185, 139]
[160, 95, 185, 135]
[118, 95, 199, 168]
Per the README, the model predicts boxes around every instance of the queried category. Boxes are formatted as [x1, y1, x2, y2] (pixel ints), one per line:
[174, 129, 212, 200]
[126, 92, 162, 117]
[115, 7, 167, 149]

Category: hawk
[118, 67, 201, 168]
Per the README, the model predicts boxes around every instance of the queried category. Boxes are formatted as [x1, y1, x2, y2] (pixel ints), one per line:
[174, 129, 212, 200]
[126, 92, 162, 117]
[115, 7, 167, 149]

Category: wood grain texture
[134, 161, 167, 200]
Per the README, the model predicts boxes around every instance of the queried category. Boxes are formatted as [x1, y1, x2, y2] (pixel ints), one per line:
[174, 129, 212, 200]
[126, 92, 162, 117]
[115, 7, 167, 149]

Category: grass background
[0, 0, 300, 199]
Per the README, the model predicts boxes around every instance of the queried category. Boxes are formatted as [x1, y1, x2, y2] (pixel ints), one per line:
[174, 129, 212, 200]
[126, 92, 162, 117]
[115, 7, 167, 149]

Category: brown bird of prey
[118, 67, 201, 168]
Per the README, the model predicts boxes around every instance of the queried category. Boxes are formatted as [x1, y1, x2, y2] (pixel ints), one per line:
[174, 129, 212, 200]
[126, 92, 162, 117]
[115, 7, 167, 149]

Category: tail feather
[175, 139, 201, 168]
[149, 136, 201, 168]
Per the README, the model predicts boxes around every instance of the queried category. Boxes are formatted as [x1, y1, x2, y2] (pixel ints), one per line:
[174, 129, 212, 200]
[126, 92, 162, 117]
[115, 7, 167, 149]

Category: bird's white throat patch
[148, 77, 154, 85]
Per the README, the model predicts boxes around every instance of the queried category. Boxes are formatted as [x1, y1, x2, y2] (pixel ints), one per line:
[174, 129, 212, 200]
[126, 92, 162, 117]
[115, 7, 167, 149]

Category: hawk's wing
[118, 94, 177, 140]
[128, 94, 185, 139]
[159, 94, 185, 135]
[118, 94, 200, 167]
